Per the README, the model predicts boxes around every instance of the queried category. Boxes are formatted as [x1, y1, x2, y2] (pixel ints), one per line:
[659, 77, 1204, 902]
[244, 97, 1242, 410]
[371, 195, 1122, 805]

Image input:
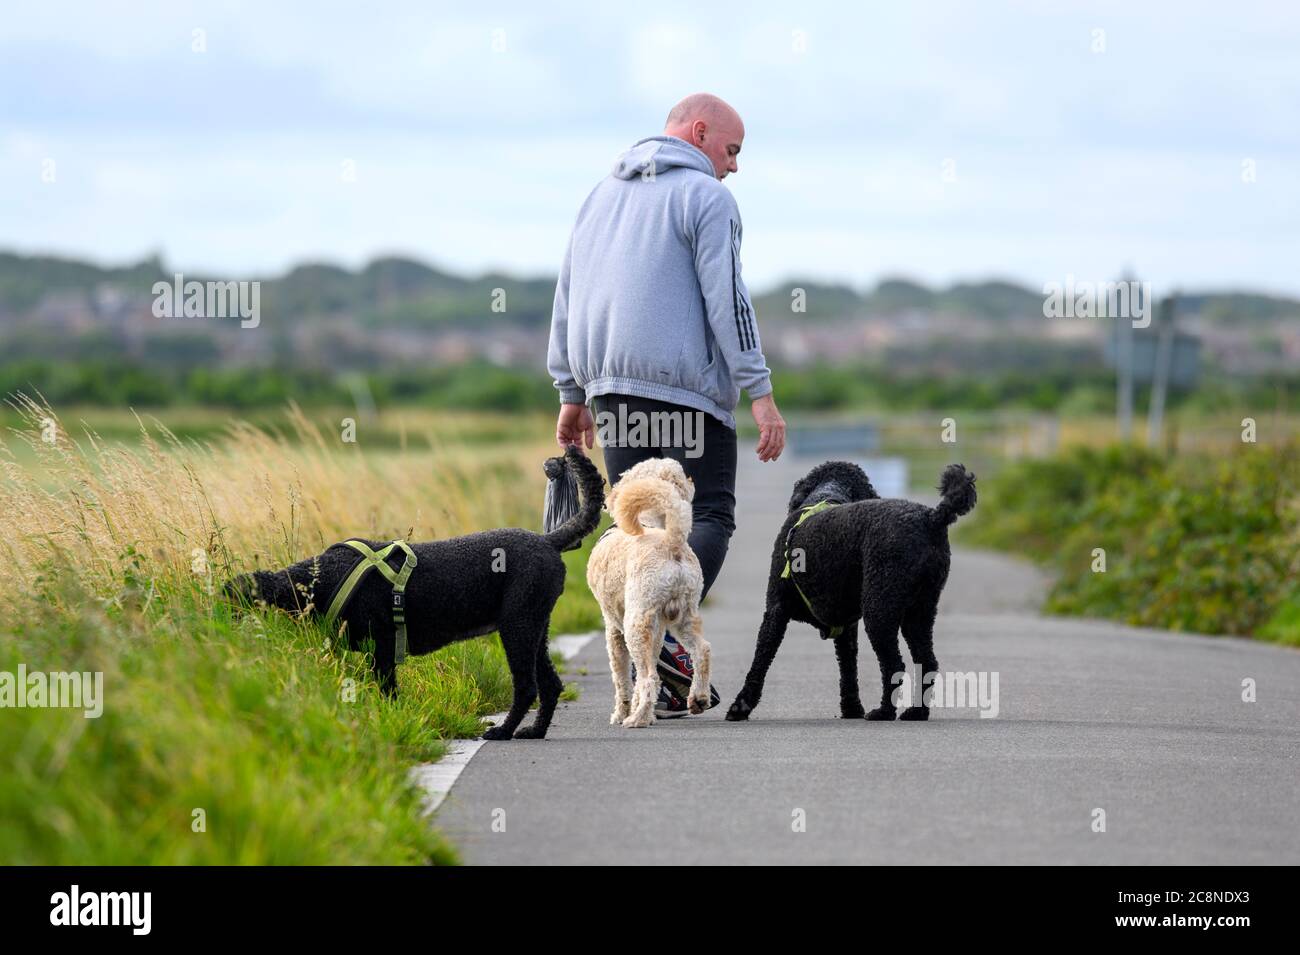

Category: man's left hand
[556, 402, 595, 450]
[751, 393, 786, 462]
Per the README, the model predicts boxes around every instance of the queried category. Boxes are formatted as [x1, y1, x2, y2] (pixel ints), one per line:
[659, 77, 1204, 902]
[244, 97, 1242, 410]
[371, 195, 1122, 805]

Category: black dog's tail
[931, 464, 977, 527]
[543, 446, 605, 552]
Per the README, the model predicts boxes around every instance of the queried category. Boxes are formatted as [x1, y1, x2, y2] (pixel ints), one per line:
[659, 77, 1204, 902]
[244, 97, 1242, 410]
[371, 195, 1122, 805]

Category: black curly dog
[223, 447, 604, 740]
[726, 460, 976, 723]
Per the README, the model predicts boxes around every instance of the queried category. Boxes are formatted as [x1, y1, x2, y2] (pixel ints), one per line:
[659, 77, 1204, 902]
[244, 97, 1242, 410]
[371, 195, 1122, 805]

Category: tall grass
[0, 396, 601, 864]
[0, 396, 542, 596]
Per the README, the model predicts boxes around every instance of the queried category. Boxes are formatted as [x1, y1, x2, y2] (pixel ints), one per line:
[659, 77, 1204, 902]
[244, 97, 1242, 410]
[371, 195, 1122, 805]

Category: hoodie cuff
[745, 377, 774, 401]
[559, 386, 587, 405]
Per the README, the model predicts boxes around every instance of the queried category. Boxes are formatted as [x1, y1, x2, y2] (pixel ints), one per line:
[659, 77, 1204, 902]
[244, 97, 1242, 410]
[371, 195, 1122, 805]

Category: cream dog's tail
[612, 477, 693, 548]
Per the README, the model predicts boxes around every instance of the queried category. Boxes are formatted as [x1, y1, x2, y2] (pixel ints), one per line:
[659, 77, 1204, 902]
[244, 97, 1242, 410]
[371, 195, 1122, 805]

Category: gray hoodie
[546, 135, 772, 429]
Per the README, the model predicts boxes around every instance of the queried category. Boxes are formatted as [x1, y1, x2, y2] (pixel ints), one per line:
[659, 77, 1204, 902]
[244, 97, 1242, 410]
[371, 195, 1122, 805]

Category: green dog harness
[781, 500, 844, 638]
[323, 539, 418, 663]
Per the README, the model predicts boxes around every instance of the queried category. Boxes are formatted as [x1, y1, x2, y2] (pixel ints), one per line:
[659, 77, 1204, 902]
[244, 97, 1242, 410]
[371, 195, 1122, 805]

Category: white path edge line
[410, 631, 599, 817]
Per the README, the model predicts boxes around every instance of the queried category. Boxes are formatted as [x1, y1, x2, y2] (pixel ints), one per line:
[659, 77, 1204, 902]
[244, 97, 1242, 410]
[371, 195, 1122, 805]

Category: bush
[962, 444, 1300, 641]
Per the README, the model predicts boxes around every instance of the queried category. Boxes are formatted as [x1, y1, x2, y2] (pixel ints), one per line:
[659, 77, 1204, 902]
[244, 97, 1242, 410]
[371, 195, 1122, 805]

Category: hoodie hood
[547, 130, 772, 428]
[611, 136, 717, 181]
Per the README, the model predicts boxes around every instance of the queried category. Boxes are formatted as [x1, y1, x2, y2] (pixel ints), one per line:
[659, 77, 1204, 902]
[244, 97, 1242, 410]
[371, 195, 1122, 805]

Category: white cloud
[1, 0, 1298, 293]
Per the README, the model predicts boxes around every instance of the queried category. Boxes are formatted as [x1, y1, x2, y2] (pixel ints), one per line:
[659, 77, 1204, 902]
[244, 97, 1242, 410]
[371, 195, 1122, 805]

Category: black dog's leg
[899, 598, 940, 721]
[483, 617, 542, 741]
[726, 607, 790, 721]
[833, 622, 865, 719]
[514, 627, 563, 740]
[863, 614, 905, 721]
[371, 627, 398, 698]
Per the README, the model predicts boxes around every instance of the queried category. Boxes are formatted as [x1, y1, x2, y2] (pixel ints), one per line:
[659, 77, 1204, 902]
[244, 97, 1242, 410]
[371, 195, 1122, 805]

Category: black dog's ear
[844, 463, 878, 501]
[225, 569, 300, 613]
[788, 460, 879, 509]
[787, 472, 820, 511]
[221, 573, 258, 613]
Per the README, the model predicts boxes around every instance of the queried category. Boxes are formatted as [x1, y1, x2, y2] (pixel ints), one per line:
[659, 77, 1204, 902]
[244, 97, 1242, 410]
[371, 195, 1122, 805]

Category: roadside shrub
[963, 444, 1299, 641]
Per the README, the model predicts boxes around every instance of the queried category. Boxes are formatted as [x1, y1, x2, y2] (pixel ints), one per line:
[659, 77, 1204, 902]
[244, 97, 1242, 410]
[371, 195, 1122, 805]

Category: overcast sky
[2, 0, 1297, 295]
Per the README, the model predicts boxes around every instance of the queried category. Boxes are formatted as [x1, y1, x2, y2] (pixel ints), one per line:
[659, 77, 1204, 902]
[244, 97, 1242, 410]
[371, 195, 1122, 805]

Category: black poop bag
[542, 451, 581, 550]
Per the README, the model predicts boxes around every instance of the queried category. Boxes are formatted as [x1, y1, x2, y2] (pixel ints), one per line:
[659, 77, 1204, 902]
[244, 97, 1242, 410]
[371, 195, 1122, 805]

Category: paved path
[435, 450, 1300, 864]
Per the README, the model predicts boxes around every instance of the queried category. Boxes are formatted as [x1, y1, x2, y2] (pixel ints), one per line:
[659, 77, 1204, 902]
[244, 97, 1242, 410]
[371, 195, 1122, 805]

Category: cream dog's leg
[673, 608, 712, 715]
[623, 607, 660, 728]
[603, 610, 632, 725]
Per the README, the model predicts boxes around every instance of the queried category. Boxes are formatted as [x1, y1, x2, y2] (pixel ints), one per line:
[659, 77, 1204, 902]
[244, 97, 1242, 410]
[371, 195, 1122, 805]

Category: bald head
[663, 93, 745, 180]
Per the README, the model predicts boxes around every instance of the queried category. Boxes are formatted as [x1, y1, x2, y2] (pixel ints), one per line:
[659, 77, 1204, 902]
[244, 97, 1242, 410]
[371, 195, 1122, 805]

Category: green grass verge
[1, 592, 447, 863]
[2, 532, 605, 863]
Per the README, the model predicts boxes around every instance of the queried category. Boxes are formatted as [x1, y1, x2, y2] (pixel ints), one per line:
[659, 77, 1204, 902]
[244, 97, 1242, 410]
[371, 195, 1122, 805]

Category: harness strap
[780, 500, 844, 638]
[323, 539, 418, 663]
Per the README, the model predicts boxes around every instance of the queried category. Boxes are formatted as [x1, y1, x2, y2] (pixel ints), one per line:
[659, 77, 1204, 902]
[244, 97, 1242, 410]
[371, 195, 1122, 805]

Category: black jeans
[591, 393, 737, 600]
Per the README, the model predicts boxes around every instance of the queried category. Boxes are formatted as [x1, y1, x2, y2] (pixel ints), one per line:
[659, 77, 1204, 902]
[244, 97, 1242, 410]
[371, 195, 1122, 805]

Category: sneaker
[656, 636, 722, 712]
[654, 683, 692, 719]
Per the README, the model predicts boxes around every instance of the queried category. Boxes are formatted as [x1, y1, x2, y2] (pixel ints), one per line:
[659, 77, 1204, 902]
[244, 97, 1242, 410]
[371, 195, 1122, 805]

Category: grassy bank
[0, 398, 602, 863]
[960, 443, 1300, 644]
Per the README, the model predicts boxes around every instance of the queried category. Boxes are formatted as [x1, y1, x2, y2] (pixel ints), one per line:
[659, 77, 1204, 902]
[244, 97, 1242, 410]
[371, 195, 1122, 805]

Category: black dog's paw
[512, 725, 547, 740]
[899, 706, 930, 721]
[481, 725, 513, 740]
[725, 697, 753, 722]
[865, 706, 896, 721]
[840, 701, 866, 720]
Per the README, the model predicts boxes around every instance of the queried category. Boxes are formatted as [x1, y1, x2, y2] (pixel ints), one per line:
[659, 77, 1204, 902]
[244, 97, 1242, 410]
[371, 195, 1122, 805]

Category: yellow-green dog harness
[323, 539, 418, 663]
[780, 500, 844, 638]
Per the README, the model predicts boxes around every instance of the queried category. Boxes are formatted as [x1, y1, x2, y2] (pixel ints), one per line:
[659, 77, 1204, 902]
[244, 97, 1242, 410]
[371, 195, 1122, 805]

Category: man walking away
[548, 92, 787, 717]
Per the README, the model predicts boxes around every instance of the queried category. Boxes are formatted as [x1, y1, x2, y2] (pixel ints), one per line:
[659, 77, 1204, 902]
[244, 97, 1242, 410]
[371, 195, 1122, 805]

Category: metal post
[1147, 294, 1177, 448]
[1116, 274, 1135, 441]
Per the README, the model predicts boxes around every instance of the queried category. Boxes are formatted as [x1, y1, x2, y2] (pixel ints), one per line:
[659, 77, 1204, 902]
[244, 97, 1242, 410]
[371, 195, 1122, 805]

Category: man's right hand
[751, 393, 786, 462]
[556, 402, 595, 450]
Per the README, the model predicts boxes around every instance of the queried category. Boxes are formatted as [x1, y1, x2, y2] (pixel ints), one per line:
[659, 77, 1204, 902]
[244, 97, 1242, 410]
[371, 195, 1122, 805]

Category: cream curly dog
[587, 458, 712, 728]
